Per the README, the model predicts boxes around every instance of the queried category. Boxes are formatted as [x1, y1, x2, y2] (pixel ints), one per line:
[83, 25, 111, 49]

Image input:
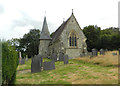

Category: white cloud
[0, 0, 119, 40]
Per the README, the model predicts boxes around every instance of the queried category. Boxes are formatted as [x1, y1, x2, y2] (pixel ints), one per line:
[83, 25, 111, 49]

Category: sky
[0, 0, 119, 40]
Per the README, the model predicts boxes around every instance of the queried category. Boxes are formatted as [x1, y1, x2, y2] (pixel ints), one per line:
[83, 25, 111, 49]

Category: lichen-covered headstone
[59, 52, 64, 61]
[63, 55, 69, 64]
[43, 61, 55, 71]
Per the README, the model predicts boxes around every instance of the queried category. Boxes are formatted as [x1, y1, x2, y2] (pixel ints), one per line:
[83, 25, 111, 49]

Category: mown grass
[17, 58, 52, 71]
[16, 52, 118, 84]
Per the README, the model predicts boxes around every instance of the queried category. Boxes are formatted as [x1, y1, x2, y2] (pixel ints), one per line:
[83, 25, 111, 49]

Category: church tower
[39, 16, 51, 58]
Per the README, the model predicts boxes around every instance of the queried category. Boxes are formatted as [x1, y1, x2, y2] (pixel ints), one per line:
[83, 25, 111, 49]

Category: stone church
[39, 12, 87, 59]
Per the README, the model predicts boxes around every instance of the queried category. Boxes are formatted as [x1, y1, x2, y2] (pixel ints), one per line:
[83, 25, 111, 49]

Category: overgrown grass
[16, 53, 118, 84]
[74, 51, 118, 67]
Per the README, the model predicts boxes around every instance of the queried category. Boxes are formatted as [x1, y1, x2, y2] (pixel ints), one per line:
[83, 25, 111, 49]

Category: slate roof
[40, 17, 51, 40]
[50, 14, 72, 44]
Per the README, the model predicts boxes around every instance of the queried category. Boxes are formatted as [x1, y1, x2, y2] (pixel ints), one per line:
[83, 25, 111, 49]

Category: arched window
[69, 31, 77, 47]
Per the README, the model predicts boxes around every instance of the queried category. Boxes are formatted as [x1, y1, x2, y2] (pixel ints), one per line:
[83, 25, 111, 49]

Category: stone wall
[39, 40, 51, 58]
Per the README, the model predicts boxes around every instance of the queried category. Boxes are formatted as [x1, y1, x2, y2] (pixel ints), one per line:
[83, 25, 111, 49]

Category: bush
[2, 42, 18, 85]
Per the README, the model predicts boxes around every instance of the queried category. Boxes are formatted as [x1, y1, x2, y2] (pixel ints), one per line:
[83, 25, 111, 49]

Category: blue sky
[0, 0, 119, 40]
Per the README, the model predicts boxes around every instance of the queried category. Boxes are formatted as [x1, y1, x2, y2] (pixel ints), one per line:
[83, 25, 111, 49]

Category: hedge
[2, 42, 18, 85]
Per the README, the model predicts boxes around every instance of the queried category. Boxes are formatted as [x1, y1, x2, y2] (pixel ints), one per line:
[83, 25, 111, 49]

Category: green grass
[16, 57, 118, 84]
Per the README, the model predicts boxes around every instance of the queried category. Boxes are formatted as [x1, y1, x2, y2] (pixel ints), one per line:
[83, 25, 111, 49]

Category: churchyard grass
[75, 51, 118, 67]
[16, 51, 118, 84]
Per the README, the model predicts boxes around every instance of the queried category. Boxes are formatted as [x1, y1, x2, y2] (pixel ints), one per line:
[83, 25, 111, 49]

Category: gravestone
[20, 58, 25, 64]
[63, 55, 69, 64]
[31, 55, 42, 73]
[19, 52, 22, 64]
[37, 54, 43, 67]
[43, 61, 55, 71]
[25, 55, 28, 61]
[112, 53, 117, 56]
[119, 48, 120, 55]
[59, 53, 64, 61]
[92, 49, 98, 56]
[52, 53, 57, 62]
[100, 49, 105, 55]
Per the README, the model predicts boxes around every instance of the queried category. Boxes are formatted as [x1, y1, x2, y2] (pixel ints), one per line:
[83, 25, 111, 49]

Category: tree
[83, 25, 101, 51]
[7, 38, 20, 51]
[19, 29, 40, 58]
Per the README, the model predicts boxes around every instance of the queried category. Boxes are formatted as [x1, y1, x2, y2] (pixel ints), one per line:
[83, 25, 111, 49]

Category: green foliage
[19, 29, 40, 58]
[8, 29, 40, 58]
[83, 25, 101, 51]
[83, 26, 120, 51]
[2, 42, 18, 85]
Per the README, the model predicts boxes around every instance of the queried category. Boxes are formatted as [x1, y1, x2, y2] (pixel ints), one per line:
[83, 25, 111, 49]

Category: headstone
[112, 53, 117, 56]
[43, 61, 55, 71]
[59, 52, 64, 61]
[19, 52, 22, 64]
[31, 55, 42, 73]
[25, 55, 28, 61]
[52, 53, 57, 62]
[100, 49, 105, 55]
[37, 54, 43, 67]
[20, 58, 25, 64]
[92, 49, 98, 56]
[119, 48, 120, 55]
[63, 55, 69, 64]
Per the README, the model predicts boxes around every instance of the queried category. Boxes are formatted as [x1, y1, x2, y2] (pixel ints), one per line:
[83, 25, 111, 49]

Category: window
[69, 31, 77, 47]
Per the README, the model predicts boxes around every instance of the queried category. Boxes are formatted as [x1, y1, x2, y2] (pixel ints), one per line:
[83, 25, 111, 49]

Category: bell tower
[39, 16, 51, 58]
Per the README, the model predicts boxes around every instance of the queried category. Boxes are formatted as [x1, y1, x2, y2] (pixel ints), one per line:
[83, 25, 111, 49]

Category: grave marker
[43, 61, 55, 71]
[119, 48, 120, 55]
[100, 49, 105, 55]
[52, 53, 57, 62]
[59, 53, 64, 61]
[92, 49, 98, 56]
[63, 55, 69, 64]
[31, 55, 42, 73]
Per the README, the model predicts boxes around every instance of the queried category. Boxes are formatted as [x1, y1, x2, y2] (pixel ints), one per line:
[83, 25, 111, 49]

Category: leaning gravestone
[100, 49, 105, 55]
[43, 61, 55, 71]
[63, 55, 69, 64]
[59, 53, 64, 61]
[31, 55, 42, 73]
[92, 49, 98, 56]
[52, 53, 57, 62]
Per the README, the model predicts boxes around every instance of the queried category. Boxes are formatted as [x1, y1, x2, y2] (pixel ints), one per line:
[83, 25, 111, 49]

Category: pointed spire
[40, 16, 51, 40]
